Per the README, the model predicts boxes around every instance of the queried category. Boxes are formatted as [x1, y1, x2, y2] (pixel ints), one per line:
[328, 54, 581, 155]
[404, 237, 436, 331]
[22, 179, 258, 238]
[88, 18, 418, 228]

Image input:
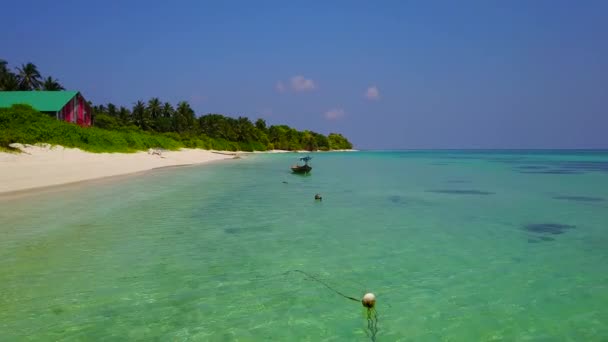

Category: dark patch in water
[428, 189, 494, 195]
[388, 195, 403, 204]
[524, 223, 575, 235]
[553, 195, 604, 202]
[100, 308, 117, 318]
[225, 226, 271, 234]
[519, 169, 583, 175]
[51, 307, 65, 315]
[510, 161, 608, 174]
[185, 279, 198, 289]
[516, 165, 547, 170]
[528, 239, 540, 243]
[486, 157, 608, 174]
[558, 161, 608, 172]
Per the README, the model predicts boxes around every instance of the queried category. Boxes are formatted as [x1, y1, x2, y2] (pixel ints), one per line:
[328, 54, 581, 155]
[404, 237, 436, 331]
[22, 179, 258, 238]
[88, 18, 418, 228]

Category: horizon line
[352, 148, 608, 152]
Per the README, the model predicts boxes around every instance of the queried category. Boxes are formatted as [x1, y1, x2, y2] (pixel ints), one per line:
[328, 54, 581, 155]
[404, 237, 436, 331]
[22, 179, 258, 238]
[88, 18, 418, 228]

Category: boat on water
[291, 156, 312, 174]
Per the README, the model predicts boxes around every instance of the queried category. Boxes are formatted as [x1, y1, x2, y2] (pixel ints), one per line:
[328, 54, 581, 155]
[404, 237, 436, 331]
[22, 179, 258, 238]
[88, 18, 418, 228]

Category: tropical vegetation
[1, 59, 64, 91]
[92, 100, 352, 151]
[1, 59, 353, 152]
[0, 105, 181, 153]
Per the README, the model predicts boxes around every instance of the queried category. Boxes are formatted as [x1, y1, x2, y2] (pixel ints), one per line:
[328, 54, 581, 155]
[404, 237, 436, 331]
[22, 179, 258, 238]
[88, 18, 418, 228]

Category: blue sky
[2, 0, 607, 149]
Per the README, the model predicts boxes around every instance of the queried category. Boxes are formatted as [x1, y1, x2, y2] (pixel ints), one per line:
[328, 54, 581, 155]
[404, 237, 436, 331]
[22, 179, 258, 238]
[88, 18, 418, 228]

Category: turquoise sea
[1, 151, 608, 341]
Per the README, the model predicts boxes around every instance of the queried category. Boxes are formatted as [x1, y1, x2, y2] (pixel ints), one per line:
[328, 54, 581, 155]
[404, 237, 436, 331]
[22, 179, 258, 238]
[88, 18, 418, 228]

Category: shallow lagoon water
[1, 151, 608, 340]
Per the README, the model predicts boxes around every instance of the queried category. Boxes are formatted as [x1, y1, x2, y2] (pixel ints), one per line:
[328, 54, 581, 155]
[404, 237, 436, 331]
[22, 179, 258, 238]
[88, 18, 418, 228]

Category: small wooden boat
[291, 156, 312, 174]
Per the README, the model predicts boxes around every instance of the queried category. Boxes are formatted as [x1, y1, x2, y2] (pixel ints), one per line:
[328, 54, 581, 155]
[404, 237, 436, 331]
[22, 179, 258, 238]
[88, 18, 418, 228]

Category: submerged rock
[524, 223, 575, 235]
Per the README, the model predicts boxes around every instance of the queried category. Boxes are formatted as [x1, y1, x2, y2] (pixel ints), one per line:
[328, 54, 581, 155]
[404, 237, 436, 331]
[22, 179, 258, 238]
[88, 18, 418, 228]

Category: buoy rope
[366, 309, 379, 342]
[287, 269, 379, 341]
[285, 270, 360, 302]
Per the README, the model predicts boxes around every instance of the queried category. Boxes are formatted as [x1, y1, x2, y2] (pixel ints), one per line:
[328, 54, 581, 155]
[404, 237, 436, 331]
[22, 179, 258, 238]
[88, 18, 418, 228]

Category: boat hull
[291, 165, 312, 174]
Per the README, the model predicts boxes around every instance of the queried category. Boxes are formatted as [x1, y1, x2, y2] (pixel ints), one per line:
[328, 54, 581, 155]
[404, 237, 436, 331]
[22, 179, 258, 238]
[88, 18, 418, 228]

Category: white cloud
[324, 108, 345, 120]
[275, 75, 317, 93]
[290, 75, 316, 91]
[365, 85, 380, 100]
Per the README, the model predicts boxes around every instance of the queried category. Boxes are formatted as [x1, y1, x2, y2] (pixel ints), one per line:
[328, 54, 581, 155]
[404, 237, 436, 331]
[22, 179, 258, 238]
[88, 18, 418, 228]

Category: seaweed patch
[224, 225, 272, 234]
[523, 223, 575, 235]
[516, 165, 548, 170]
[388, 195, 403, 204]
[519, 169, 583, 175]
[552, 195, 604, 203]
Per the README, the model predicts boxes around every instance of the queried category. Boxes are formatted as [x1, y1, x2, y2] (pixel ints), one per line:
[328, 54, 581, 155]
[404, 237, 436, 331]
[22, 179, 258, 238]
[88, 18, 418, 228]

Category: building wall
[56, 93, 91, 126]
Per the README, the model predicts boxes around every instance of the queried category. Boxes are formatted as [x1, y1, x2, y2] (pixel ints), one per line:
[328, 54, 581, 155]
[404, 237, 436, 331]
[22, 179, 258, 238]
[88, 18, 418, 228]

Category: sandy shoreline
[0, 144, 237, 195]
[0, 144, 359, 195]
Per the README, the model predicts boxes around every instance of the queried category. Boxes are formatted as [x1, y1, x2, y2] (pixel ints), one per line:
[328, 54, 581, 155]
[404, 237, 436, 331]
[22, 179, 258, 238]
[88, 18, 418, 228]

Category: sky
[2, 0, 607, 149]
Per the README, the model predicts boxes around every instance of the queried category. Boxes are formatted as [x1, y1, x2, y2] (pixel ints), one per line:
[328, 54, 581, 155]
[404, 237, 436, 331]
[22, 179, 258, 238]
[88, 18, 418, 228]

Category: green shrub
[0, 104, 351, 153]
[0, 105, 182, 153]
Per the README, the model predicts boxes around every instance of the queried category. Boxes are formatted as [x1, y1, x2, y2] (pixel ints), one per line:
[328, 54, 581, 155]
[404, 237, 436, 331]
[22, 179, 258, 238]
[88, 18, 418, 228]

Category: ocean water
[1, 151, 608, 341]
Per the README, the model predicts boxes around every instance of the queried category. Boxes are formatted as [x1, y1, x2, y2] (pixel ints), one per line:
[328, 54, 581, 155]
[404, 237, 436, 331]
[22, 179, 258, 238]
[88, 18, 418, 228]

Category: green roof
[0, 91, 79, 112]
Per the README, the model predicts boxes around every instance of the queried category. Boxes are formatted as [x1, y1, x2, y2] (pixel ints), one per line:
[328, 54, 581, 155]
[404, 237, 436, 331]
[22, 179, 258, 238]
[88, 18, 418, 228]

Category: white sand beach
[0, 144, 236, 194]
[0, 144, 360, 194]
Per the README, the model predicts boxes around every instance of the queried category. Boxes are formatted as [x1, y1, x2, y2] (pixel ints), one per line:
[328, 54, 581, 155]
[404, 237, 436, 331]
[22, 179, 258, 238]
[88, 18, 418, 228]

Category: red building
[0, 91, 92, 126]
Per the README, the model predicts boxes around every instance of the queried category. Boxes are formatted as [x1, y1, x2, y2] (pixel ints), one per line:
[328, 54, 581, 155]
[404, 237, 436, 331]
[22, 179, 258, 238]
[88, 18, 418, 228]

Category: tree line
[93, 100, 352, 151]
[1, 59, 353, 151]
[0, 60, 64, 91]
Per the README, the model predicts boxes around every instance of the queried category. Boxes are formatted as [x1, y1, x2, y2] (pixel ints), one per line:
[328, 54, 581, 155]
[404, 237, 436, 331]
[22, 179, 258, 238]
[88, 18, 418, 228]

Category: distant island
[0, 59, 353, 153]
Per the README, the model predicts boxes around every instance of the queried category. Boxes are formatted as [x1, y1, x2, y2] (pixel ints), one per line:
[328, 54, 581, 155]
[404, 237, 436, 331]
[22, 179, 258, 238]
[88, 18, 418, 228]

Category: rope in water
[366, 308, 379, 342]
[286, 269, 379, 341]
[285, 270, 360, 302]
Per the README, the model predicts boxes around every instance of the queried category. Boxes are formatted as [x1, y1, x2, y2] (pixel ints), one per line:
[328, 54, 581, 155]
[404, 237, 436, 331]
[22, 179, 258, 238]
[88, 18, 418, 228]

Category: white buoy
[362, 292, 376, 308]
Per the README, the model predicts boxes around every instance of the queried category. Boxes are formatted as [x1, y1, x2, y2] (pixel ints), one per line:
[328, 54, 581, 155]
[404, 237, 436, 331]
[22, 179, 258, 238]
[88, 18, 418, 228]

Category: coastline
[0, 144, 236, 195]
[0, 144, 359, 195]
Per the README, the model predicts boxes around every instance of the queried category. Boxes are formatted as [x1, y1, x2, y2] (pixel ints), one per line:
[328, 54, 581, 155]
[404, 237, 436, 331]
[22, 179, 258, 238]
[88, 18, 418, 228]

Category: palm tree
[147, 98, 162, 120]
[255, 118, 267, 132]
[132, 100, 151, 130]
[6, 74, 19, 90]
[16, 62, 42, 90]
[42, 76, 64, 90]
[0, 59, 8, 79]
[163, 102, 174, 118]
[1, 72, 19, 91]
[150, 102, 174, 132]
[107, 103, 118, 117]
[118, 106, 131, 125]
[174, 101, 196, 133]
[235, 116, 255, 142]
[146, 97, 162, 131]
[0, 59, 18, 91]
[94, 104, 107, 116]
